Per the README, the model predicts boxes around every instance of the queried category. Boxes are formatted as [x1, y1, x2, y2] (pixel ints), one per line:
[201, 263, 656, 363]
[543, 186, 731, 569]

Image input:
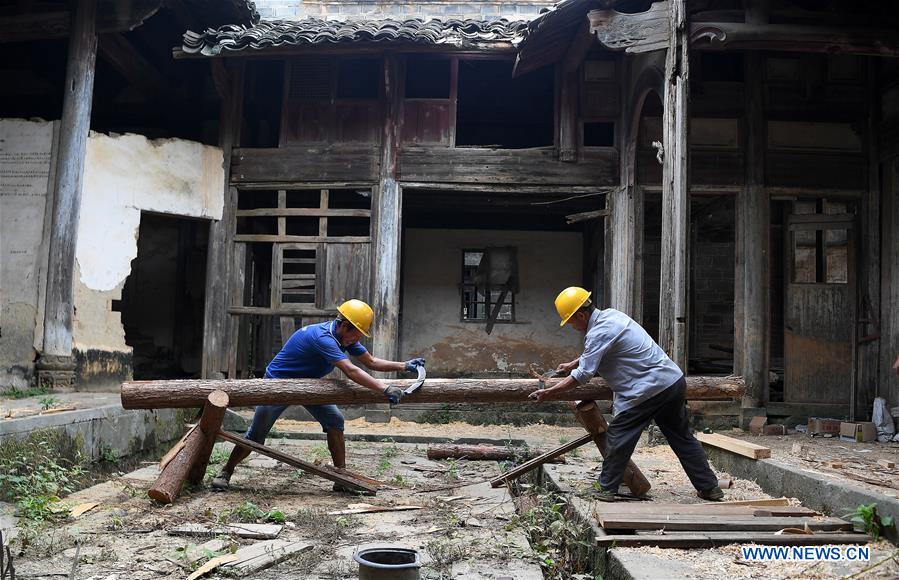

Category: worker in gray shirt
[530, 286, 723, 502]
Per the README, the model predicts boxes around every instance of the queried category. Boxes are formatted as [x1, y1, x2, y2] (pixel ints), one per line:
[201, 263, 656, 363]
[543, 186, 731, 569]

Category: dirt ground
[721, 430, 899, 498]
[5, 420, 898, 579]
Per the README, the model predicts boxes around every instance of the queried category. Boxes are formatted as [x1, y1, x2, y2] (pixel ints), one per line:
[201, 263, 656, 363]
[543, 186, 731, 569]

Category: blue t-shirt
[265, 321, 367, 379]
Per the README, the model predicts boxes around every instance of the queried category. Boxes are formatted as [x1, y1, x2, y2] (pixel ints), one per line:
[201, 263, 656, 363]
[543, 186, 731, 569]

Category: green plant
[843, 503, 894, 540]
[308, 444, 331, 462]
[1, 385, 49, 400]
[0, 431, 84, 522]
[392, 474, 406, 487]
[512, 490, 592, 579]
[98, 445, 119, 463]
[208, 448, 230, 464]
[293, 508, 357, 542]
[375, 440, 400, 476]
[230, 501, 265, 522]
[443, 459, 460, 482]
[37, 395, 61, 410]
[264, 509, 286, 523]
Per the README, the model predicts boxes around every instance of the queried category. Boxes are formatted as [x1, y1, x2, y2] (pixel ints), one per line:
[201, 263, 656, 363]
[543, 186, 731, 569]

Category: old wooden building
[2, 0, 898, 427]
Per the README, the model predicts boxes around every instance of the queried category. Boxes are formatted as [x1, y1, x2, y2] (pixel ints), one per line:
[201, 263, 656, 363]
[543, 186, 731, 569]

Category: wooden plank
[222, 540, 313, 576]
[235, 235, 370, 244]
[596, 532, 870, 548]
[327, 504, 423, 516]
[397, 146, 618, 186]
[598, 515, 850, 532]
[490, 433, 594, 488]
[0, 1, 160, 43]
[216, 429, 377, 494]
[69, 502, 100, 518]
[185, 554, 239, 580]
[228, 306, 337, 317]
[231, 145, 380, 183]
[323, 243, 371, 309]
[693, 497, 790, 507]
[695, 432, 771, 459]
[593, 503, 818, 517]
[169, 523, 283, 540]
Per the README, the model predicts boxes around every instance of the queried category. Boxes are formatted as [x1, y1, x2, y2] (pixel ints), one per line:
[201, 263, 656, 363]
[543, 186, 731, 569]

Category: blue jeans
[245, 404, 345, 443]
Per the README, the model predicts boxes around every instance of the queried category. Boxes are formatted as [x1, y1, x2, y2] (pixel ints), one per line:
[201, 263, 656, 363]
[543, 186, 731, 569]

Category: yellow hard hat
[555, 287, 592, 326]
[337, 299, 374, 337]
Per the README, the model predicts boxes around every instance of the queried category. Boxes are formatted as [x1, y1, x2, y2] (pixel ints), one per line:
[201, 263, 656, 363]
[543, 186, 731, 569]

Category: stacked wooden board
[593, 498, 870, 548]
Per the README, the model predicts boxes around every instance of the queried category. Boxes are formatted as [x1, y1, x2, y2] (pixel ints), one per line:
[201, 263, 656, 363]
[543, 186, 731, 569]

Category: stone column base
[35, 354, 77, 392]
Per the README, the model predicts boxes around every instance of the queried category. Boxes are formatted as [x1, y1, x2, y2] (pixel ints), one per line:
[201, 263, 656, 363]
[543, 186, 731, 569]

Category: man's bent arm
[333, 358, 388, 394]
[356, 352, 405, 373]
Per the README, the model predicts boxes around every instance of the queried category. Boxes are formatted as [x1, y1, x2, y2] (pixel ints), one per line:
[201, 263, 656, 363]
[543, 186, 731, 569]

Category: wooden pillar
[742, 0, 770, 410]
[858, 58, 880, 412]
[609, 185, 640, 316]
[659, 0, 690, 370]
[201, 60, 244, 378]
[885, 159, 899, 406]
[371, 56, 403, 365]
[37, 0, 98, 390]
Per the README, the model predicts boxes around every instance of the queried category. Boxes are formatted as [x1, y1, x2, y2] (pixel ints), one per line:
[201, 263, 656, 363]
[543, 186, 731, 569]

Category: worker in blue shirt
[530, 287, 723, 502]
[212, 299, 424, 491]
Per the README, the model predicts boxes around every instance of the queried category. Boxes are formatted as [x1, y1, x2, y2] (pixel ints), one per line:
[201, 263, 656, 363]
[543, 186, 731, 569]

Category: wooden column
[659, 0, 690, 370]
[857, 58, 880, 413]
[741, 0, 770, 409]
[609, 185, 640, 315]
[37, 0, 98, 389]
[883, 159, 899, 406]
[371, 56, 403, 364]
[201, 60, 244, 378]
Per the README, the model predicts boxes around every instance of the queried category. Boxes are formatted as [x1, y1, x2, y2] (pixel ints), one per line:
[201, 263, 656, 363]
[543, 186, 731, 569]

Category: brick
[749, 415, 767, 435]
[762, 424, 786, 436]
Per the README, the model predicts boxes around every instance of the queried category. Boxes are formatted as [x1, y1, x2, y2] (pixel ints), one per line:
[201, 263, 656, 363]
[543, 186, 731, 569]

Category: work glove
[404, 358, 426, 373]
[384, 385, 405, 405]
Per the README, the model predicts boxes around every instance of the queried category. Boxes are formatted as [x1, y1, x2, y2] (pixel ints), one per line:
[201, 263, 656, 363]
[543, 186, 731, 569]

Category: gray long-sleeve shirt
[570, 308, 683, 414]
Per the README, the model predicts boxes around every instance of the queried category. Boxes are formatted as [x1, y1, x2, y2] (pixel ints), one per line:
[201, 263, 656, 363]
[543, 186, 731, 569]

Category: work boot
[593, 483, 619, 502]
[211, 469, 233, 491]
[698, 486, 724, 501]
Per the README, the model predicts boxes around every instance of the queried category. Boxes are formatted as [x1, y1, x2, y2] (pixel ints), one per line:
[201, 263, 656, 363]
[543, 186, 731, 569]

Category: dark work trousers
[599, 377, 718, 493]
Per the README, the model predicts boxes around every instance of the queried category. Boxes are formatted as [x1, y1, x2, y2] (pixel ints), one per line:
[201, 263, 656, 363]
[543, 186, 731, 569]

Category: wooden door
[784, 202, 856, 404]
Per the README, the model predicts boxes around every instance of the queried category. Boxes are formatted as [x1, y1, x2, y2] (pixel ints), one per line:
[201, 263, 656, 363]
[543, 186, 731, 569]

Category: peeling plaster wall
[0, 119, 55, 389]
[0, 120, 224, 389]
[73, 132, 223, 387]
[400, 228, 583, 377]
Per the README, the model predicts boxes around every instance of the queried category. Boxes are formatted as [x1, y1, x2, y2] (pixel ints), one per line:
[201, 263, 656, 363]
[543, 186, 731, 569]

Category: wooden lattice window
[271, 243, 322, 308]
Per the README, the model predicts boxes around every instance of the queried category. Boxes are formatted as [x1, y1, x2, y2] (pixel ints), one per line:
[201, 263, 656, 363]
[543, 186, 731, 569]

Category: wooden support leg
[572, 400, 652, 497]
[149, 390, 229, 504]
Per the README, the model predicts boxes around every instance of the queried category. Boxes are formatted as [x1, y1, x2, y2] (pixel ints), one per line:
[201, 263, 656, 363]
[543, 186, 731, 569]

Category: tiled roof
[182, 17, 529, 56]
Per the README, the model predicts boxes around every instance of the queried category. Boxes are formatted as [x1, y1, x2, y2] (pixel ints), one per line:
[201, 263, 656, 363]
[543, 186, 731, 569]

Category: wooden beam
[566, 209, 610, 224]
[695, 432, 771, 459]
[233, 235, 370, 244]
[235, 208, 370, 218]
[98, 32, 169, 98]
[120, 375, 747, 409]
[0, 1, 161, 43]
[216, 429, 376, 494]
[490, 434, 594, 488]
[426, 444, 565, 463]
[573, 400, 652, 496]
[596, 531, 868, 548]
[38, 0, 97, 372]
[658, 0, 690, 370]
[598, 515, 850, 532]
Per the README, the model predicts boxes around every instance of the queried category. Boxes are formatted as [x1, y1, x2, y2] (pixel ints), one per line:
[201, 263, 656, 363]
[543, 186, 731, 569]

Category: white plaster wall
[400, 228, 584, 376]
[73, 132, 223, 352]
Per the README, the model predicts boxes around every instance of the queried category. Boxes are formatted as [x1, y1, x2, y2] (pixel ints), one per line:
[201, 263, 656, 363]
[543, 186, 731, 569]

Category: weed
[37, 395, 61, 410]
[375, 440, 399, 476]
[392, 474, 406, 487]
[1, 385, 48, 400]
[309, 444, 331, 463]
[209, 447, 230, 464]
[424, 538, 467, 577]
[99, 445, 120, 463]
[843, 503, 895, 540]
[443, 459, 460, 482]
[107, 514, 124, 531]
[0, 431, 84, 522]
[293, 508, 357, 542]
[222, 502, 286, 524]
[265, 509, 286, 523]
[511, 489, 592, 579]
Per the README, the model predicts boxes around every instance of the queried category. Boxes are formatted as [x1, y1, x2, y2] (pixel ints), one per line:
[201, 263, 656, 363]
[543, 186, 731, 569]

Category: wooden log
[426, 444, 565, 463]
[215, 430, 377, 494]
[121, 375, 746, 409]
[149, 391, 228, 504]
[572, 401, 652, 497]
[187, 391, 229, 485]
[490, 434, 594, 488]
